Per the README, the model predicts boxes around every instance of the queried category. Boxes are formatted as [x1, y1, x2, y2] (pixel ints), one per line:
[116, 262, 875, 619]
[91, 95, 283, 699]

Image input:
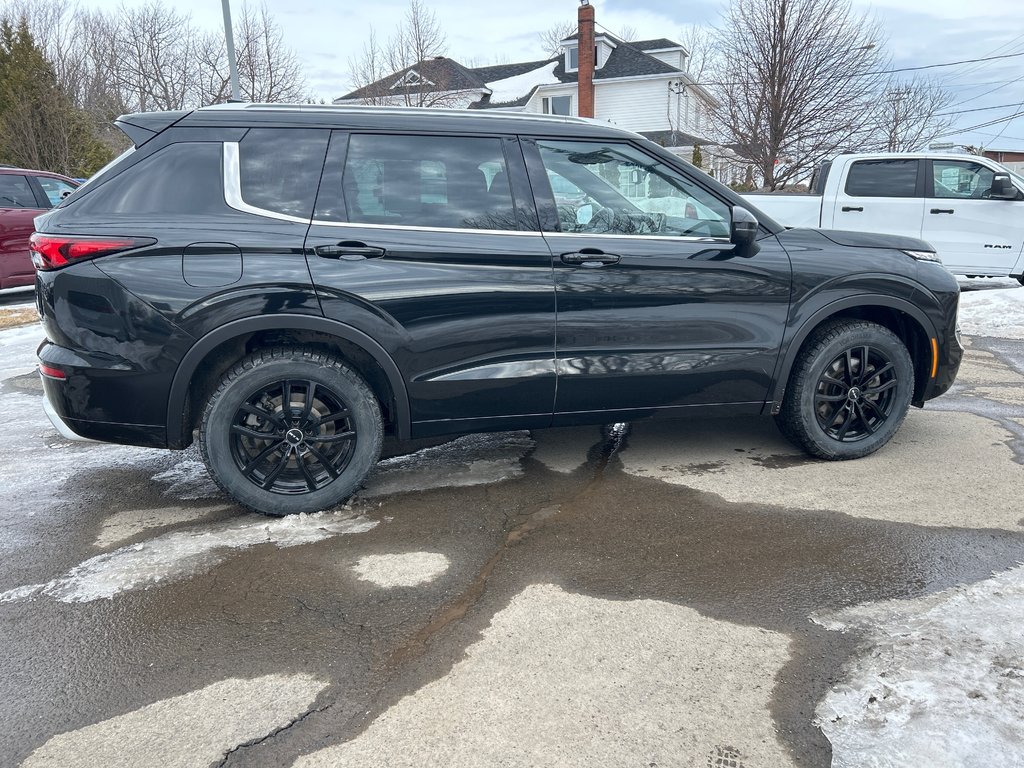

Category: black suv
[32, 105, 962, 515]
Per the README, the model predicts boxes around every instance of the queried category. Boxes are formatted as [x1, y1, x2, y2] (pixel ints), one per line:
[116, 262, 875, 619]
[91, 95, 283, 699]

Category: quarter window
[68, 143, 226, 215]
[36, 177, 77, 207]
[536, 140, 731, 238]
[0, 175, 36, 208]
[339, 134, 518, 230]
[931, 160, 995, 199]
[844, 159, 919, 198]
[238, 128, 329, 217]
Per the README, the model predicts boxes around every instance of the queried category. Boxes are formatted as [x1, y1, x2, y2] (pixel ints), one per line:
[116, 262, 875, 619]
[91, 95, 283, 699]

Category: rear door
[305, 131, 556, 436]
[921, 158, 1024, 275]
[523, 137, 792, 422]
[0, 173, 45, 288]
[829, 158, 925, 236]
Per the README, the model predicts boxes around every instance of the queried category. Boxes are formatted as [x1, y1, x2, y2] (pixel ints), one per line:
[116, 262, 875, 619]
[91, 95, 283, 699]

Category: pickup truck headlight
[902, 249, 942, 263]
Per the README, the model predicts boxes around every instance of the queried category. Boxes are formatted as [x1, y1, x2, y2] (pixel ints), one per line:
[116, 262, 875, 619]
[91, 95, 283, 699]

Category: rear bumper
[42, 388, 93, 442]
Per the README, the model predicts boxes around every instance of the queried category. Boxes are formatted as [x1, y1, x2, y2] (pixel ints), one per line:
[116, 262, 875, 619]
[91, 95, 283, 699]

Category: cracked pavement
[1, 303, 1023, 767]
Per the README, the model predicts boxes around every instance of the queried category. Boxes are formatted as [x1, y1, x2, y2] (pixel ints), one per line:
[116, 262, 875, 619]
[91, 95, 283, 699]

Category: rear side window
[69, 143, 225, 215]
[36, 177, 77, 207]
[844, 159, 919, 198]
[0, 175, 36, 208]
[238, 128, 329, 218]
[336, 134, 517, 230]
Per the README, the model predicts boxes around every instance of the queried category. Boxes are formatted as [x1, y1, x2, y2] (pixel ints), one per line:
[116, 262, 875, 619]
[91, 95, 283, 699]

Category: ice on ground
[352, 552, 450, 588]
[484, 62, 559, 104]
[958, 284, 1024, 339]
[814, 564, 1024, 768]
[0, 322, 43, 380]
[0, 513, 378, 603]
[152, 459, 223, 500]
[293, 584, 795, 768]
[361, 432, 534, 498]
[22, 673, 328, 768]
[94, 505, 232, 548]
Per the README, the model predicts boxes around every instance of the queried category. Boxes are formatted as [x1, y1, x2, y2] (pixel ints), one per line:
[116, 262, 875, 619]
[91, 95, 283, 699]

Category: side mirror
[990, 172, 1018, 200]
[731, 206, 760, 257]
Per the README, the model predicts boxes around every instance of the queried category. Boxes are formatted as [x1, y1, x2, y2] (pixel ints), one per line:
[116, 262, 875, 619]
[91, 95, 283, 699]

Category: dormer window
[568, 47, 579, 71]
[563, 35, 616, 73]
[391, 69, 432, 89]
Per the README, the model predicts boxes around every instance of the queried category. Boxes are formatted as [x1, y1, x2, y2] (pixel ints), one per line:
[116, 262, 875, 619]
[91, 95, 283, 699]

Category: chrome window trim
[305, 219, 544, 237]
[541, 231, 730, 244]
[223, 141, 311, 224]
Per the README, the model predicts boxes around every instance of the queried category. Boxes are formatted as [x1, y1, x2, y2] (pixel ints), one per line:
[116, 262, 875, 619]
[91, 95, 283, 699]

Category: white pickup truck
[742, 152, 1024, 284]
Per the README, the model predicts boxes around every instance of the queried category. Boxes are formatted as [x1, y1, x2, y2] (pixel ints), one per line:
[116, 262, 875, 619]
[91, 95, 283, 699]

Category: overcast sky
[80, 0, 1024, 150]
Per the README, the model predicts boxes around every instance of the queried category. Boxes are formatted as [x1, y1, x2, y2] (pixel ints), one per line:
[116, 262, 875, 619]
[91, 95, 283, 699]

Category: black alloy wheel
[230, 379, 357, 495]
[200, 348, 383, 516]
[812, 346, 898, 442]
[776, 319, 914, 460]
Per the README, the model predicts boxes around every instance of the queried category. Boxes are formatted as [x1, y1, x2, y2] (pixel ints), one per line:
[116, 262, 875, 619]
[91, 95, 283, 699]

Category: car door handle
[314, 242, 386, 260]
[841, 206, 863, 212]
[560, 250, 620, 266]
[930, 208, 955, 214]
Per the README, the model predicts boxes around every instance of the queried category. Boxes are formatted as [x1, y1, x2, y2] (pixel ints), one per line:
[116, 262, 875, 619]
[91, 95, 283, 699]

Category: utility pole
[221, 0, 241, 102]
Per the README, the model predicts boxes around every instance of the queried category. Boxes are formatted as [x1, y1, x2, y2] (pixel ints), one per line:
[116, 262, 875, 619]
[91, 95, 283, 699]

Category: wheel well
[180, 330, 398, 447]
[800, 306, 932, 403]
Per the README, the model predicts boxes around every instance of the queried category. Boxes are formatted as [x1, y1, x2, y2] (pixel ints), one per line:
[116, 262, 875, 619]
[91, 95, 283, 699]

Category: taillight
[39, 364, 66, 380]
[30, 233, 154, 271]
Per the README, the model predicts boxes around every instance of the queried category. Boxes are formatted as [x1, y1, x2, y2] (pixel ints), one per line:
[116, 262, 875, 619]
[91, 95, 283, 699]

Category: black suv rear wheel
[776, 320, 914, 460]
[199, 348, 383, 516]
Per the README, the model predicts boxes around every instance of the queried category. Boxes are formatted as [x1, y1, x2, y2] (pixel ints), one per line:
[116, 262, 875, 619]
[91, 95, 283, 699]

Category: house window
[568, 47, 578, 71]
[542, 96, 572, 116]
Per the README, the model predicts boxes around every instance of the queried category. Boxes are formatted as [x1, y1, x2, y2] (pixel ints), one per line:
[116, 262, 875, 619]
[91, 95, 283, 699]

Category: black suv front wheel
[776, 320, 914, 460]
[200, 348, 383, 516]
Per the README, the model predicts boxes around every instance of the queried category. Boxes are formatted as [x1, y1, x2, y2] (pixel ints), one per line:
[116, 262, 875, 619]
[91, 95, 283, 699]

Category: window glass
[536, 140, 731, 238]
[543, 96, 572, 116]
[0, 175, 36, 208]
[568, 47, 579, 70]
[844, 159, 919, 198]
[70, 143, 225, 216]
[340, 134, 518, 230]
[36, 177, 77, 207]
[239, 128, 329, 217]
[932, 160, 996, 199]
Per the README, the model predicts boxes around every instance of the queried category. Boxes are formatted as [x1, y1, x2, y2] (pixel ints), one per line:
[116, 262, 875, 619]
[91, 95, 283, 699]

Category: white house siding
[523, 85, 579, 115]
[593, 78, 679, 133]
[647, 50, 685, 71]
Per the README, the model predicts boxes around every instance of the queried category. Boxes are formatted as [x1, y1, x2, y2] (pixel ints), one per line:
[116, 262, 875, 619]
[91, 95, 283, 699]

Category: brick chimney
[577, 1, 595, 118]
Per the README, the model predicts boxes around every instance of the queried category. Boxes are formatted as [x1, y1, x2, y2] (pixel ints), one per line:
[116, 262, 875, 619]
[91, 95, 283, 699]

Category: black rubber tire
[775, 320, 914, 460]
[199, 347, 383, 516]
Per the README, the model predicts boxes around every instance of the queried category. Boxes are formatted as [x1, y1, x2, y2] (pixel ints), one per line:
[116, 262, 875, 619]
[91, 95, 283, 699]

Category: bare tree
[539, 20, 576, 58]
[869, 77, 955, 152]
[709, 0, 887, 189]
[676, 24, 717, 83]
[197, 3, 306, 104]
[346, 0, 473, 107]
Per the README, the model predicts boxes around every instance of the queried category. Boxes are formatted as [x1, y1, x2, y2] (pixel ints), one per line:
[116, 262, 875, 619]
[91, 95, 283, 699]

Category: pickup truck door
[827, 158, 925, 237]
[921, 158, 1023, 275]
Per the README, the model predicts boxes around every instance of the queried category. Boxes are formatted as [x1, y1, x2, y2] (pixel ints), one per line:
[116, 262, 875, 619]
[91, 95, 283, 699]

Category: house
[983, 148, 1024, 174]
[335, 4, 751, 184]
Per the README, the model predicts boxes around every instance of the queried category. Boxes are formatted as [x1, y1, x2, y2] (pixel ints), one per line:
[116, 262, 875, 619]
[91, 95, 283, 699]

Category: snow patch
[484, 62, 559, 104]
[957, 284, 1024, 339]
[352, 552, 450, 587]
[94, 505, 232, 548]
[152, 459, 222, 500]
[361, 432, 534, 497]
[814, 564, 1024, 767]
[1, 513, 378, 603]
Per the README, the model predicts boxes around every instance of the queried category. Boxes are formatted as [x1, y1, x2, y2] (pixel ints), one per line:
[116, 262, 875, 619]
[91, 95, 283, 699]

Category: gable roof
[632, 38, 685, 51]
[337, 35, 689, 104]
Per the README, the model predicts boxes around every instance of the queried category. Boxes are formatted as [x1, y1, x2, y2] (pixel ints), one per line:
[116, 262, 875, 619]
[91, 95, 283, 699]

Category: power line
[937, 109, 1024, 138]
[935, 101, 1024, 117]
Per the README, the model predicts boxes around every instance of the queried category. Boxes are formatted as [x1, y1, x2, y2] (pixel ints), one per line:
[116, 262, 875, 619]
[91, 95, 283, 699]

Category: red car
[0, 167, 78, 289]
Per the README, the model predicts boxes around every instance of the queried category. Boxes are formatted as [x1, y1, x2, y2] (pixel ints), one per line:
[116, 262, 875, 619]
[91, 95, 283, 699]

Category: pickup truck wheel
[776, 320, 914, 460]
[200, 347, 383, 516]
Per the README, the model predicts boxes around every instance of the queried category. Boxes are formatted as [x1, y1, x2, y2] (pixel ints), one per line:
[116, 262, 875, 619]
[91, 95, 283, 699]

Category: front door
[523, 138, 792, 422]
[921, 158, 1024, 275]
[305, 131, 556, 436]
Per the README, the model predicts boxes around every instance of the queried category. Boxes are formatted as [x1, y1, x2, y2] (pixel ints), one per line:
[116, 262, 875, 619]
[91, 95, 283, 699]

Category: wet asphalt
[0, 302, 1022, 767]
